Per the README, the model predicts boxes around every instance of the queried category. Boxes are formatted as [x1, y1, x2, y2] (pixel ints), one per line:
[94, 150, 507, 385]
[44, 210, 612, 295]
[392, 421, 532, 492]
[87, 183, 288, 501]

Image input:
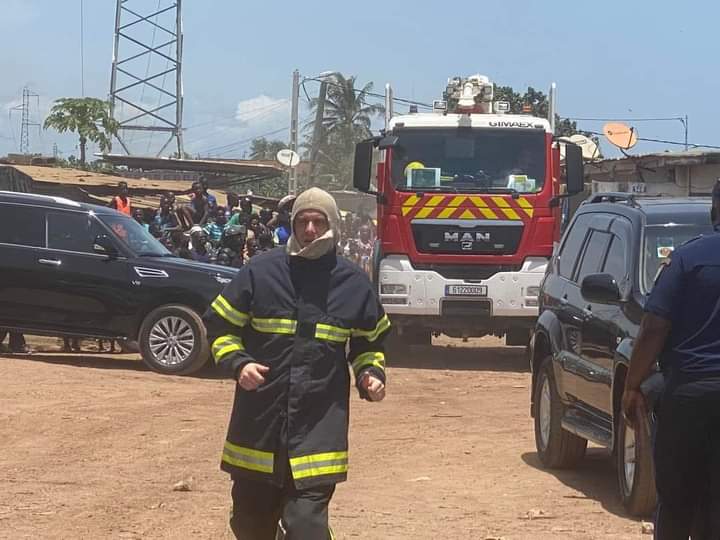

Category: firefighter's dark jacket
[203, 247, 389, 489]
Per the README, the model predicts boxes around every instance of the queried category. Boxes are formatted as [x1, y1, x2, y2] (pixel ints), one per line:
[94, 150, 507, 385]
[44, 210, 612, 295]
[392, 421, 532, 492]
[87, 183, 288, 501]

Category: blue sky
[1, 0, 718, 159]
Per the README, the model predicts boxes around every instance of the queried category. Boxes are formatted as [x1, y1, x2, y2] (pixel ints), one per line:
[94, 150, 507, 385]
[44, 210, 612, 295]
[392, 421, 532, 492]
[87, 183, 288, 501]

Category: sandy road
[0, 337, 647, 539]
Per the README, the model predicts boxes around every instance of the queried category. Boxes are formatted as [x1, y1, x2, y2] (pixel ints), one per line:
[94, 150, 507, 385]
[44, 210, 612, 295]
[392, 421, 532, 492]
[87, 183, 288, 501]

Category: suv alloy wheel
[616, 409, 657, 516]
[138, 304, 210, 375]
[533, 356, 587, 468]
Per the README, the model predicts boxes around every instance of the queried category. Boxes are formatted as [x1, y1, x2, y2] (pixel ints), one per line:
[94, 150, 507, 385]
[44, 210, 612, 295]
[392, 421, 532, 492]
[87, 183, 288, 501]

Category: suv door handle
[38, 258, 62, 267]
[559, 295, 569, 306]
[582, 307, 593, 318]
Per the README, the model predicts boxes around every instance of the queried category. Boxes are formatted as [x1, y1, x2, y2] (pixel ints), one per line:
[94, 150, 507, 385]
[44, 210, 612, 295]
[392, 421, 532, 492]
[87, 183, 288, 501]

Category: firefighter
[204, 187, 389, 540]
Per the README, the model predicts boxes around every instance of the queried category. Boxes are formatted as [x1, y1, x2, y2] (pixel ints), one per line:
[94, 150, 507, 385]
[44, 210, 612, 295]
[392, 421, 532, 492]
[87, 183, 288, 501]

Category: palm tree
[43, 98, 120, 165]
[306, 74, 384, 188]
[249, 137, 287, 160]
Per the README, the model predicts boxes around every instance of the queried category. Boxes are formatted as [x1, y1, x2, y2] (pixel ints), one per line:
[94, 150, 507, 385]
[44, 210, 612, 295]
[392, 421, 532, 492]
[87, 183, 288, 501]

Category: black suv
[529, 193, 713, 516]
[0, 191, 237, 375]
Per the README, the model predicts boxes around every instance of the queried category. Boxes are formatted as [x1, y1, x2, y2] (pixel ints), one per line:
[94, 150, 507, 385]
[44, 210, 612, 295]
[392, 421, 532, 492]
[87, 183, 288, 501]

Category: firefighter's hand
[361, 374, 385, 402]
[237, 363, 269, 391]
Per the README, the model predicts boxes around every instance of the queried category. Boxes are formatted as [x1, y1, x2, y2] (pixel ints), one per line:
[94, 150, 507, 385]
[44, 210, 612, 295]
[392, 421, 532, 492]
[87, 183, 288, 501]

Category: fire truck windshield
[390, 128, 546, 194]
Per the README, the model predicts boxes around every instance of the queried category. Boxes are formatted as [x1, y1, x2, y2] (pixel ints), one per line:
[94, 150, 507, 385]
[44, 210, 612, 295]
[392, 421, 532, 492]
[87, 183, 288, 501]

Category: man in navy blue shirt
[623, 186, 720, 539]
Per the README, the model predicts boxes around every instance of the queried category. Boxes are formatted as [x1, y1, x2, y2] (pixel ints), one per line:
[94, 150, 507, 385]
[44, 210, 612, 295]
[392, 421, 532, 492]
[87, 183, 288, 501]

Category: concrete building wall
[588, 156, 720, 197]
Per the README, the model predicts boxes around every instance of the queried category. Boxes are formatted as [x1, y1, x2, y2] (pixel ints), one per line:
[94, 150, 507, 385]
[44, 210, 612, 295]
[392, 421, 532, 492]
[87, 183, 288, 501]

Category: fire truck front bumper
[377, 255, 547, 321]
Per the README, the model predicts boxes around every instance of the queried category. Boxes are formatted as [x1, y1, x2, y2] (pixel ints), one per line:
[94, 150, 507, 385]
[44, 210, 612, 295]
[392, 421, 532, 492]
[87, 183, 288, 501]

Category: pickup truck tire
[533, 356, 587, 468]
[616, 410, 657, 517]
[138, 305, 210, 375]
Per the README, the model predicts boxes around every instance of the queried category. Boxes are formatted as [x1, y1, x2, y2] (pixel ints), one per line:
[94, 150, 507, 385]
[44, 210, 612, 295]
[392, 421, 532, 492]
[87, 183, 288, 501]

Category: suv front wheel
[616, 410, 657, 516]
[138, 305, 210, 375]
[533, 356, 587, 468]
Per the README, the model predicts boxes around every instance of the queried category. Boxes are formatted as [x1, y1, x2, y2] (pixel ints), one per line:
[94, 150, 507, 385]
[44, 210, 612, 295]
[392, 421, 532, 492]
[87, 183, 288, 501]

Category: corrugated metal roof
[98, 154, 284, 179]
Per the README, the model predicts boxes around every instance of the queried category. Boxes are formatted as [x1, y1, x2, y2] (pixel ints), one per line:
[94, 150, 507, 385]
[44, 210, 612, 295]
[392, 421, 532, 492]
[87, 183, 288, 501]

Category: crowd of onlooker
[0, 181, 376, 355]
[114, 179, 376, 271]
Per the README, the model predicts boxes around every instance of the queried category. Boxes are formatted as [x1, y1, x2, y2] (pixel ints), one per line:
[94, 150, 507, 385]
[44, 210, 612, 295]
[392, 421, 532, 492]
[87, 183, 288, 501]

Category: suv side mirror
[93, 234, 119, 258]
[565, 144, 585, 196]
[353, 140, 374, 193]
[581, 273, 621, 304]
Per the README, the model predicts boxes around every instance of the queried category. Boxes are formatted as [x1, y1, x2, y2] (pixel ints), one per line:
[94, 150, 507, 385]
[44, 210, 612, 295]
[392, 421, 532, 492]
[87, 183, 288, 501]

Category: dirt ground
[0, 336, 649, 539]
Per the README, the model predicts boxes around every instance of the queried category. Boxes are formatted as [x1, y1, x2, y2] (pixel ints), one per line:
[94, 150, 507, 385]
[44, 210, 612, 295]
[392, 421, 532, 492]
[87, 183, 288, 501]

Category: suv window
[558, 213, 592, 279]
[603, 236, 626, 282]
[47, 212, 105, 253]
[577, 230, 612, 283]
[0, 203, 46, 247]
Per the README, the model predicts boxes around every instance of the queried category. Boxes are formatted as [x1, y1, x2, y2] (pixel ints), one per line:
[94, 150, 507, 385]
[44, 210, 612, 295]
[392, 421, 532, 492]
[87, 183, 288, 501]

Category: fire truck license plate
[445, 285, 488, 297]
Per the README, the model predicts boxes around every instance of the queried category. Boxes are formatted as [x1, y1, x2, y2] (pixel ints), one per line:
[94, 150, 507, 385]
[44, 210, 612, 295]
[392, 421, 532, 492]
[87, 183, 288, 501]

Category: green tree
[493, 84, 595, 140]
[43, 98, 119, 165]
[305, 73, 384, 189]
[249, 137, 287, 161]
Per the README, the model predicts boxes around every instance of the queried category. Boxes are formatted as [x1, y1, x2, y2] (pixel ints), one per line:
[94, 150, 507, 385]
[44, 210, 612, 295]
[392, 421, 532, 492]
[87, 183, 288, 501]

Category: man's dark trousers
[229, 475, 334, 540]
[654, 376, 720, 540]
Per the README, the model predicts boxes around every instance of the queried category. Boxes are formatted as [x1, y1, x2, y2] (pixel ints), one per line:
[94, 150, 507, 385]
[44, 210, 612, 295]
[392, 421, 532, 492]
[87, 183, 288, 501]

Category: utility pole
[309, 80, 328, 180]
[11, 87, 40, 155]
[289, 69, 300, 195]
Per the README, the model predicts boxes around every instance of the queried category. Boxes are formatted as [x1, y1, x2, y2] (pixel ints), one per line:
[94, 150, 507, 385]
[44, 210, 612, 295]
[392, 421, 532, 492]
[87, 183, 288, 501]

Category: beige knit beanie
[286, 187, 340, 259]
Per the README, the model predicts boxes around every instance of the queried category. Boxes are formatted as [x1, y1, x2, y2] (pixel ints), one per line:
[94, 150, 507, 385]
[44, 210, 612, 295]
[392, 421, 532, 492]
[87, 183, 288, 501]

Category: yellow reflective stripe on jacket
[351, 351, 386, 376]
[290, 451, 348, 480]
[351, 314, 391, 342]
[251, 317, 297, 335]
[315, 323, 351, 343]
[222, 441, 274, 474]
[211, 294, 250, 328]
[211, 335, 245, 364]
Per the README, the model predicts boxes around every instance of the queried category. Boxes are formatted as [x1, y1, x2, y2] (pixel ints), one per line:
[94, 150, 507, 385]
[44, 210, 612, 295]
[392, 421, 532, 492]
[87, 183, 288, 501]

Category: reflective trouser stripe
[251, 317, 297, 335]
[222, 441, 274, 474]
[351, 314, 391, 342]
[211, 295, 249, 327]
[315, 323, 351, 343]
[351, 351, 386, 377]
[211, 335, 244, 364]
[289, 451, 348, 480]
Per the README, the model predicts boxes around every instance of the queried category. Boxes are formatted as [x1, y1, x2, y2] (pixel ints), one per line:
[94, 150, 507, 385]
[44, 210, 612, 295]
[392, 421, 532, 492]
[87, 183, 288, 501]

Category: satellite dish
[603, 122, 638, 150]
[276, 149, 300, 168]
[559, 134, 600, 161]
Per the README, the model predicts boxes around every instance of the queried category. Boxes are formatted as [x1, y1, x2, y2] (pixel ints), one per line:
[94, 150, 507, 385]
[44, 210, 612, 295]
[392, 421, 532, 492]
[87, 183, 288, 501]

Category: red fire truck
[353, 75, 584, 346]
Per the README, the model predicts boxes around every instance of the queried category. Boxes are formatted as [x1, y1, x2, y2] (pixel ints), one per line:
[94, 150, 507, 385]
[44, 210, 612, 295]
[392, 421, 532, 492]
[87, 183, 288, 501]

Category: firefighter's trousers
[230, 475, 335, 540]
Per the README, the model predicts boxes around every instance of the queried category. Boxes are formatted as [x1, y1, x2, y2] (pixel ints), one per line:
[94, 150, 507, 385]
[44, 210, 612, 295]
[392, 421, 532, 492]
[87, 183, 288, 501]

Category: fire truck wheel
[506, 328, 531, 347]
[400, 327, 432, 347]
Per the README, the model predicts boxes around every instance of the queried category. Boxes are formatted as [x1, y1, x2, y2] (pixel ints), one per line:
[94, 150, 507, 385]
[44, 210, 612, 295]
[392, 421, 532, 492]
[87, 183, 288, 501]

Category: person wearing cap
[203, 187, 389, 540]
[622, 184, 720, 538]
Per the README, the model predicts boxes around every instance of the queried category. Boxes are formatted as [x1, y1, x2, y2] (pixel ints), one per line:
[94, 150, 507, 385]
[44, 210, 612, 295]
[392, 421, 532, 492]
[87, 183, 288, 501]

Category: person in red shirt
[109, 181, 131, 215]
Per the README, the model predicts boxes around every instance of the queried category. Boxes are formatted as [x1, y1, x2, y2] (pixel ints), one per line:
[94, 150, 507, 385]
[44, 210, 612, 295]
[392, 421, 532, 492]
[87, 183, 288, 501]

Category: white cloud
[235, 95, 290, 127]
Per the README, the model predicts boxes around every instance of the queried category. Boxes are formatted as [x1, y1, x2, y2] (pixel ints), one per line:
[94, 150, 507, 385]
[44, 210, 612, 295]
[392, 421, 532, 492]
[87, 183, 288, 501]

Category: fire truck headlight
[526, 286, 540, 297]
[381, 284, 407, 295]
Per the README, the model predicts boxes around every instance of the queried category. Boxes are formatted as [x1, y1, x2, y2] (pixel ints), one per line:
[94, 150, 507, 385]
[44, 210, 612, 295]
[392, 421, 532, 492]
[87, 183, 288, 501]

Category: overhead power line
[566, 116, 686, 122]
[302, 77, 433, 110]
[583, 130, 720, 151]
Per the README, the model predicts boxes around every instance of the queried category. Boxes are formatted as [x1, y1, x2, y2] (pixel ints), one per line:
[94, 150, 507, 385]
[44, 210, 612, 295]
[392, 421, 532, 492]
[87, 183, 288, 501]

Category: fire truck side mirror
[565, 144, 585, 195]
[353, 141, 374, 193]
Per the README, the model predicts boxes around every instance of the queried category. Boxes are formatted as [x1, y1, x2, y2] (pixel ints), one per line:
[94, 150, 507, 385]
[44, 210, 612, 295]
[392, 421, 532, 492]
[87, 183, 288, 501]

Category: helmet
[224, 224, 246, 238]
[259, 207, 273, 224]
